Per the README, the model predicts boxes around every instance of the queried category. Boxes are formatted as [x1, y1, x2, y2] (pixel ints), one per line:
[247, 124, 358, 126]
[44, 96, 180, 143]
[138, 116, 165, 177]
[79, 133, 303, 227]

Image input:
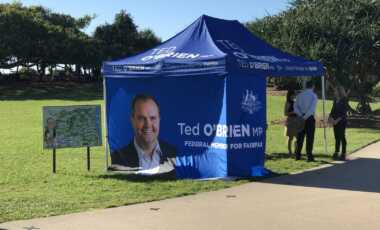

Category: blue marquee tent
[102, 15, 325, 179]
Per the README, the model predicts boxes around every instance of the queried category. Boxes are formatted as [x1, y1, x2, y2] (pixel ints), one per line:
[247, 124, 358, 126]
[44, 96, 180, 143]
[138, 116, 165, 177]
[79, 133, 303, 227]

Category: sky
[0, 0, 291, 41]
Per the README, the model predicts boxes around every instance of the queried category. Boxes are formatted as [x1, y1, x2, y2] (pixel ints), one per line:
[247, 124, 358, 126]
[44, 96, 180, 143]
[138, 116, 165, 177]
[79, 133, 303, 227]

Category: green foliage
[94, 11, 161, 61]
[0, 4, 161, 80]
[247, 0, 380, 111]
[373, 82, 380, 98]
[135, 29, 162, 52]
[94, 10, 138, 61]
[16, 67, 36, 80]
[0, 3, 92, 69]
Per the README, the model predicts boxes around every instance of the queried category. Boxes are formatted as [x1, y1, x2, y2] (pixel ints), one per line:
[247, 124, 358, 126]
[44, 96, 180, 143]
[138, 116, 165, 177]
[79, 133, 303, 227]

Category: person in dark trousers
[329, 86, 349, 161]
[294, 81, 318, 162]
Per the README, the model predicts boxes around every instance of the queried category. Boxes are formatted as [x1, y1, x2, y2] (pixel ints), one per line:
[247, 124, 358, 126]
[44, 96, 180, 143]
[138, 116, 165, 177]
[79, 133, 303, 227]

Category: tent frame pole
[321, 75, 328, 155]
[103, 77, 109, 171]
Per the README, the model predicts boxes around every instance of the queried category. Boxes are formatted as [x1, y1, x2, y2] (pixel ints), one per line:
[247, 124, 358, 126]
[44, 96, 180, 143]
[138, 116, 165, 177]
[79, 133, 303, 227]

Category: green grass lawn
[0, 83, 379, 223]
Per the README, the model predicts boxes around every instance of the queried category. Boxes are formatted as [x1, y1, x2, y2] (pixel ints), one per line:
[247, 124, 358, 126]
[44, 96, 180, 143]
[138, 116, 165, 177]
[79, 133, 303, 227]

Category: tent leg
[321, 75, 328, 155]
[103, 77, 109, 171]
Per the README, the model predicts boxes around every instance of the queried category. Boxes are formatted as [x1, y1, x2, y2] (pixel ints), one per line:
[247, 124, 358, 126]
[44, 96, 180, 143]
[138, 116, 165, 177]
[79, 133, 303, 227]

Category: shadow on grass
[263, 157, 380, 193]
[241, 171, 286, 182]
[0, 81, 102, 101]
[266, 152, 331, 163]
[93, 170, 284, 183]
[94, 172, 177, 182]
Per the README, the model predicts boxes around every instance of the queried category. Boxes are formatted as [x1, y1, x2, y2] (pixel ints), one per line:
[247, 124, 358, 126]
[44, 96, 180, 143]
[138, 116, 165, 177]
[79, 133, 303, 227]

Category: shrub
[373, 82, 380, 98]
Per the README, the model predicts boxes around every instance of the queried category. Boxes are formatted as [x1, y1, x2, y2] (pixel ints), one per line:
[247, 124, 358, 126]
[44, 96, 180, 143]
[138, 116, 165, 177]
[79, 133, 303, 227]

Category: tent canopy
[102, 15, 324, 78]
[102, 15, 327, 178]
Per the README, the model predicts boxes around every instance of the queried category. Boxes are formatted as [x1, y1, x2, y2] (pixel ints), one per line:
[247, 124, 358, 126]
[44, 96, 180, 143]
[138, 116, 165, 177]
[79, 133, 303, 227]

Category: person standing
[294, 81, 318, 162]
[329, 86, 349, 161]
[284, 89, 298, 156]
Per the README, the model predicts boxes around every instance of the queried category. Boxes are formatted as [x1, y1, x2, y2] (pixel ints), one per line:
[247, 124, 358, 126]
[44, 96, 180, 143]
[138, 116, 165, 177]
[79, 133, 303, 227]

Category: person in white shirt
[293, 81, 318, 162]
[110, 94, 176, 174]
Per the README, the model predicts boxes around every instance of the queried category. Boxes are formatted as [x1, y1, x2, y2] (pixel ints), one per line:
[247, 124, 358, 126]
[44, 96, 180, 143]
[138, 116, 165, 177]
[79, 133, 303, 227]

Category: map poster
[43, 105, 102, 149]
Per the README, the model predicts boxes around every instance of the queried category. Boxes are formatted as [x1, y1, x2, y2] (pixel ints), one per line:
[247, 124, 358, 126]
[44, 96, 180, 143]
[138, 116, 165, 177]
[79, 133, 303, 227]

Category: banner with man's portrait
[106, 74, 266, 179]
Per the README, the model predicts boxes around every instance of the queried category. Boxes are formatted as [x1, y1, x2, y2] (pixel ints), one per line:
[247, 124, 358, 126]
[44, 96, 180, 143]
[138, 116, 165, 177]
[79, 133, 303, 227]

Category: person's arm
[284, 102, 289, 116]
[334, 117, 342, 125]
[328, 100, 335, 120]
[343, 97, 349, 117]
[293, 95, 302, 117]
[303, 93, 318, 120]
[333, 98, 348, 124]
[328, 100, 334, 125]
[44, 129, 48, 141]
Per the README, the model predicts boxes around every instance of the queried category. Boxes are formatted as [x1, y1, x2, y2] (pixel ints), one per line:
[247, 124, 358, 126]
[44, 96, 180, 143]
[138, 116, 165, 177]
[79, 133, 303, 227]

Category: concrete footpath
[2, 141, 380, 230]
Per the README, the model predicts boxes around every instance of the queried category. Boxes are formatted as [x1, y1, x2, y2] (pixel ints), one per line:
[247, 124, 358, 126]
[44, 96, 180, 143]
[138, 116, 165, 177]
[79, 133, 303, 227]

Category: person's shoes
[307, 155, 315, 162]
[307, 158, 315, 162]
[332, 153, 339, 160]
[339, 154, 346, 161]
[295, 153, 301, 161]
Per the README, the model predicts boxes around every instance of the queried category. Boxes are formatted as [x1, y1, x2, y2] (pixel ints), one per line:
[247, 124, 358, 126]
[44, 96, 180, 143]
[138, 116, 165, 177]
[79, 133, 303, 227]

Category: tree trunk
[49, 66, 53, 81]
[37, 64, 42, 81]
[75, 64, 81, 80]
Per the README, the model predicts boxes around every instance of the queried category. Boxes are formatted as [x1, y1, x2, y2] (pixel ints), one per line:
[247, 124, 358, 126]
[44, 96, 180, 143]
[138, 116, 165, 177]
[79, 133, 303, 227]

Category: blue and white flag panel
[226, 74, 266, 177]
[106, 74, 266, 179]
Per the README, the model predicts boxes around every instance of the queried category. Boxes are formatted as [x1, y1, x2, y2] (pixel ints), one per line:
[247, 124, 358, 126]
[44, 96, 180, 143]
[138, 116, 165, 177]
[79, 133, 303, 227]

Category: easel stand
[51, 146, 91, 173]
[87, 146, 91, 171]
[52, 148, 56, 173]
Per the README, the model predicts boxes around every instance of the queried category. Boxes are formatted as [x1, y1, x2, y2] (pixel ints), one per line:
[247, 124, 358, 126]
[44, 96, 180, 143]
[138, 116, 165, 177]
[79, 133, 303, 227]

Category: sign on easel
[42, 105, 102, 173]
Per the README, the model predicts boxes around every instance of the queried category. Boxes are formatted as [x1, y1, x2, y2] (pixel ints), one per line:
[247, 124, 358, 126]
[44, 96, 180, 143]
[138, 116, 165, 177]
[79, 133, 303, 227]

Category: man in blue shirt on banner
[294, 81, 318, 162]
[110, 94, 176, 174]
